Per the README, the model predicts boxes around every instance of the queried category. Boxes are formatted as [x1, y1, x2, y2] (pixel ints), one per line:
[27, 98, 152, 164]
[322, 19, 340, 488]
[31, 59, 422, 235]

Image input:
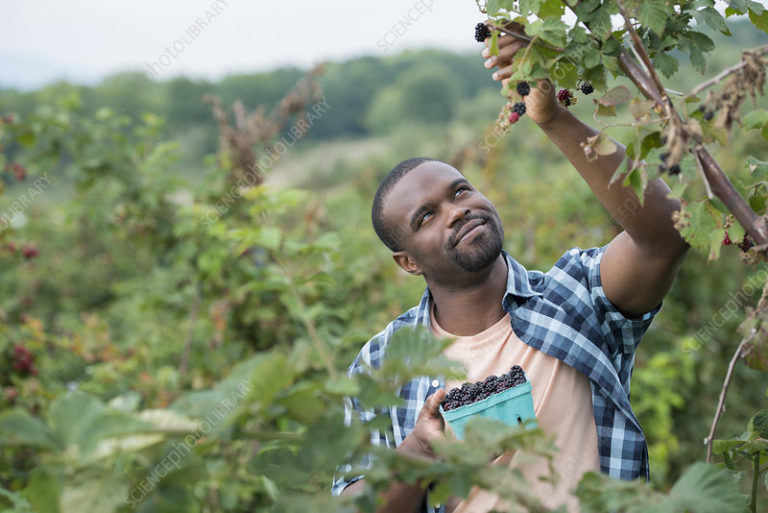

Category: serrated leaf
[692, 6, 732, 35]
[653, 53, 680, 78]
[527, 17, 567, 47]
[599, 86, 632, 106]
[676, 200, 722, 251]
[539, 0, 566, 18]
[637, 0, 667, 34]
[747, 156, 768, 179]
[640, 132, 664, 160]
[0, 409, 61, 450]
[708, 228, 724, 260]
[584, 49, 602, 69]
[749, 6, 768, 33]
[591, 7, 613, 40]
[660, 462, 745, 513]
[743, 110, 768, 130]
[750, 409, 768, 438]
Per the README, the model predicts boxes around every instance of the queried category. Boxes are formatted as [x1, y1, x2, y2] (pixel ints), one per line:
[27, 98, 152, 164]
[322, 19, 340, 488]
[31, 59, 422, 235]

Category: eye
[420, 211, 433, 225]
[454, 186, 469, 198]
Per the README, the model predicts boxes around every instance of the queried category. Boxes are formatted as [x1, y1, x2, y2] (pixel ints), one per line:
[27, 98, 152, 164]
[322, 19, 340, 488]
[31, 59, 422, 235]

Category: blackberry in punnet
[516, 81, 530, 97]
[475, 23, 491, 42]
[580, 82, 594, 95]
[443, 365, 528, 411]
[512, 102, 526, 116]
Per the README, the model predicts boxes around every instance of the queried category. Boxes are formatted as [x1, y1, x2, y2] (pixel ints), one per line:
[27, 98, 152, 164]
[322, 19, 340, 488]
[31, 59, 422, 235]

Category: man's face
[383, 161, 504, 280]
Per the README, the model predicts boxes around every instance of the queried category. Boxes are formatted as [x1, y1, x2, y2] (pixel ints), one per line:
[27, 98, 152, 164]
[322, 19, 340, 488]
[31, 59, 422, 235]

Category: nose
[446, 204, 470, 228]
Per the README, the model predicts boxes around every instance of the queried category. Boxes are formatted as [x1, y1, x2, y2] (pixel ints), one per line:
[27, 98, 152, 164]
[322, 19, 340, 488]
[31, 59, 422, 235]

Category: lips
[453, 219, 485, 247]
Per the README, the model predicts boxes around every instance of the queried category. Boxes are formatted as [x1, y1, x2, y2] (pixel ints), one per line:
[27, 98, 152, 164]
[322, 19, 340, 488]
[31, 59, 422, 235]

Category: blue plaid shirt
[333, 246, 659, 511]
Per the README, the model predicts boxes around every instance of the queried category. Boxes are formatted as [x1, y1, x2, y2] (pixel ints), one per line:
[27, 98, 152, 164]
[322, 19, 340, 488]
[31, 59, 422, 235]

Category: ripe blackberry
[475, 23, 491, 42]
[516, 81, 530, 96]
[723, 231, 732, 246]
[668, 164, 681, 175]
[508, 112, 520, 124]
[443, 365, 528, 411]
[512, 102, 526, 116]
[580, 82, 594, 95]
[704, 110, 714, 121]
[556, 88, 573, 107]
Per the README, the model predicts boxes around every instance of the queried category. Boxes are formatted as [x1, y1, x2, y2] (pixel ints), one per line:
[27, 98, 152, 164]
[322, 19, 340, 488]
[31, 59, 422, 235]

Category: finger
[493, 63, 514, 82]
[424, 389, 446, 416]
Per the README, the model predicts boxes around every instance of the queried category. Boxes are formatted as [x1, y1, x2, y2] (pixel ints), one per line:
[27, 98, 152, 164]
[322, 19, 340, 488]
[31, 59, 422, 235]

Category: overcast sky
[2, 0, 764, 90]
[1, 0, 487, 90]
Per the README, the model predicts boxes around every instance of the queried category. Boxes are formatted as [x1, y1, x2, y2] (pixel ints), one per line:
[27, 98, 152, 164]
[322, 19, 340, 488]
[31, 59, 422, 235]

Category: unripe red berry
[12, 163, 26, 181]
[723, 231, 731, 246]
[508, 112, 520, 123]
[21, 245, 39, 260]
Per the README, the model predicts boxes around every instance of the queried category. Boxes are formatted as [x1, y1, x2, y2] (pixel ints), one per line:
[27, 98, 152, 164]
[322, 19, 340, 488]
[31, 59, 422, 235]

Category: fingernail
[484, 58, 494, 68]
[492, 72, 499, 81]
[481, 49, 489, 57]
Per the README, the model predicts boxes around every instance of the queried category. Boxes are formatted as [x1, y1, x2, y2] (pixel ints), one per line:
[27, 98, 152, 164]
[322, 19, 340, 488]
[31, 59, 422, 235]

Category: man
[332, 30, 689, 512]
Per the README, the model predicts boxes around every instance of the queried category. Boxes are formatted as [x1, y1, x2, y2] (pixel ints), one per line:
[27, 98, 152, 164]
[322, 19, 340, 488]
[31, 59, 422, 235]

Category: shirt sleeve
[331, 338, 393, 496]
[577, 246, 661, 355]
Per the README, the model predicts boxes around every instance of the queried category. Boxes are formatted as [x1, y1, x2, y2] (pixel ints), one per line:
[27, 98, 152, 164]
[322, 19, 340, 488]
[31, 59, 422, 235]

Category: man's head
[371, 158, 505, 282]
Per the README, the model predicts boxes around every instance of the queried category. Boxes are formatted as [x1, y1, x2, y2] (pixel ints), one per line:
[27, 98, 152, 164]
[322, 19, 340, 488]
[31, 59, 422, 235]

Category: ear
[392, 251, 423, 276]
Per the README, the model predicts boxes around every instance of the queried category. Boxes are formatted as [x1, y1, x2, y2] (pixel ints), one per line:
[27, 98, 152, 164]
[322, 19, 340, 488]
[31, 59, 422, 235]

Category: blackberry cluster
[580, 82, 594, 95]
[443, 365, 527, 411]
[516, 81, 530, 97]
[556, 88, 573, 107]
[512, 102, 526, 116]
[475, 23, 491, 42]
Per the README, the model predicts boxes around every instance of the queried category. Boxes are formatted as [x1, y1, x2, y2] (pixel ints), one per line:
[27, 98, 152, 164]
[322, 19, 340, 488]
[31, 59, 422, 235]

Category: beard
[445, 214, 504, 272]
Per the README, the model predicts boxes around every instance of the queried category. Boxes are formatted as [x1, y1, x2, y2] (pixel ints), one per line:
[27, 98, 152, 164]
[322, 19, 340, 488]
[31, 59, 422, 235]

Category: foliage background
[0, 15, 766, 512]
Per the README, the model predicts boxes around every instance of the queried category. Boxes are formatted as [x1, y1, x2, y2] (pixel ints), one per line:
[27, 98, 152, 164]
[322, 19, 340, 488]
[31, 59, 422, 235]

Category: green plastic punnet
[440, 379, 537, 440]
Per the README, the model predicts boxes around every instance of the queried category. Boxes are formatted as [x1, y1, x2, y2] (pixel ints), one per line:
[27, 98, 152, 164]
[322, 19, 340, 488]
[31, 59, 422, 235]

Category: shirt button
[431, 379, 440, 388]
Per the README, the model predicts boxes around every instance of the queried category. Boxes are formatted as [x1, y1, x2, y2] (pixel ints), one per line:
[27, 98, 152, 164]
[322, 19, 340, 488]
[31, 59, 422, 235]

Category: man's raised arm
[484, 33, 689, 318]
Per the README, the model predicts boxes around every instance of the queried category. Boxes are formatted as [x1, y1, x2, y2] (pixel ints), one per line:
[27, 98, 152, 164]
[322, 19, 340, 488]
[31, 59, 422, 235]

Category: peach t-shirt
[432, 309, 600, 512]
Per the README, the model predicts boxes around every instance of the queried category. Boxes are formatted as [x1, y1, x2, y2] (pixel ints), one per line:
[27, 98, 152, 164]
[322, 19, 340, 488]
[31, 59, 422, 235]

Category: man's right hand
[400, 388, 447, 459]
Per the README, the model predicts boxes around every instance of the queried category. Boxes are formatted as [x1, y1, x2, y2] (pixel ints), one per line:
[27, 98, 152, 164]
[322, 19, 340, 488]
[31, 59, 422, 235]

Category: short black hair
[372, 157, 436, 252]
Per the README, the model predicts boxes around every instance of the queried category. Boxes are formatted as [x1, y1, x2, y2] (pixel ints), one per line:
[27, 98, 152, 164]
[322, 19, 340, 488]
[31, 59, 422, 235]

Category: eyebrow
[408, 178, 470, 231]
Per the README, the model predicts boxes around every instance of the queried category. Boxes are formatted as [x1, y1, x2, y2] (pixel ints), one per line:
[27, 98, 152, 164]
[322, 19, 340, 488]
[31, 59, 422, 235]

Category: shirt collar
[502, 250, 540, 299]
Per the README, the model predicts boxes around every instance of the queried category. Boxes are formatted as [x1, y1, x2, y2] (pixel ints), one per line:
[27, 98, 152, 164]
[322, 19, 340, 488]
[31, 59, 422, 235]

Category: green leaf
[660, 462, 745, 513]
[747, 156, 768, 179]
[539, 0, 566, 18]
[743, 110, 768, 130]
[676, 200, 722, 251]
[692, 6, 732, 35]
[520, 0, 542, 15]
[640, 132, 664, 160]
[749, 6, 768, 34]
[590, 7, 613, 40]
[527, 17, 568, 47]
[598, 86, 632, 106]
[653, 53, 680, 79]
[27, 467, 61, 513]
[50, 394, 105, 447]
[584, 49, 602, 69]
[0, 409, 61, 450]
[596, 104, 617, 117]
[750, 409, 768, 438]
[637, 0, 667, 34]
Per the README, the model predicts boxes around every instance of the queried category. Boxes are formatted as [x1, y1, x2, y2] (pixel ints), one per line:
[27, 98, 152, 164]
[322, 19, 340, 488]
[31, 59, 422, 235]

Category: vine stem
[179, 282, 203, 377]
[751, 452, 759, 513]
[705, 329, 754, 463]
[687, 45, 768, 100]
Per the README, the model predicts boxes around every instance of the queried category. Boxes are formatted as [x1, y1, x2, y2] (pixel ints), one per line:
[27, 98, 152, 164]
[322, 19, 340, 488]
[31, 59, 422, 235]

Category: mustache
[448, 214, 492, 247]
